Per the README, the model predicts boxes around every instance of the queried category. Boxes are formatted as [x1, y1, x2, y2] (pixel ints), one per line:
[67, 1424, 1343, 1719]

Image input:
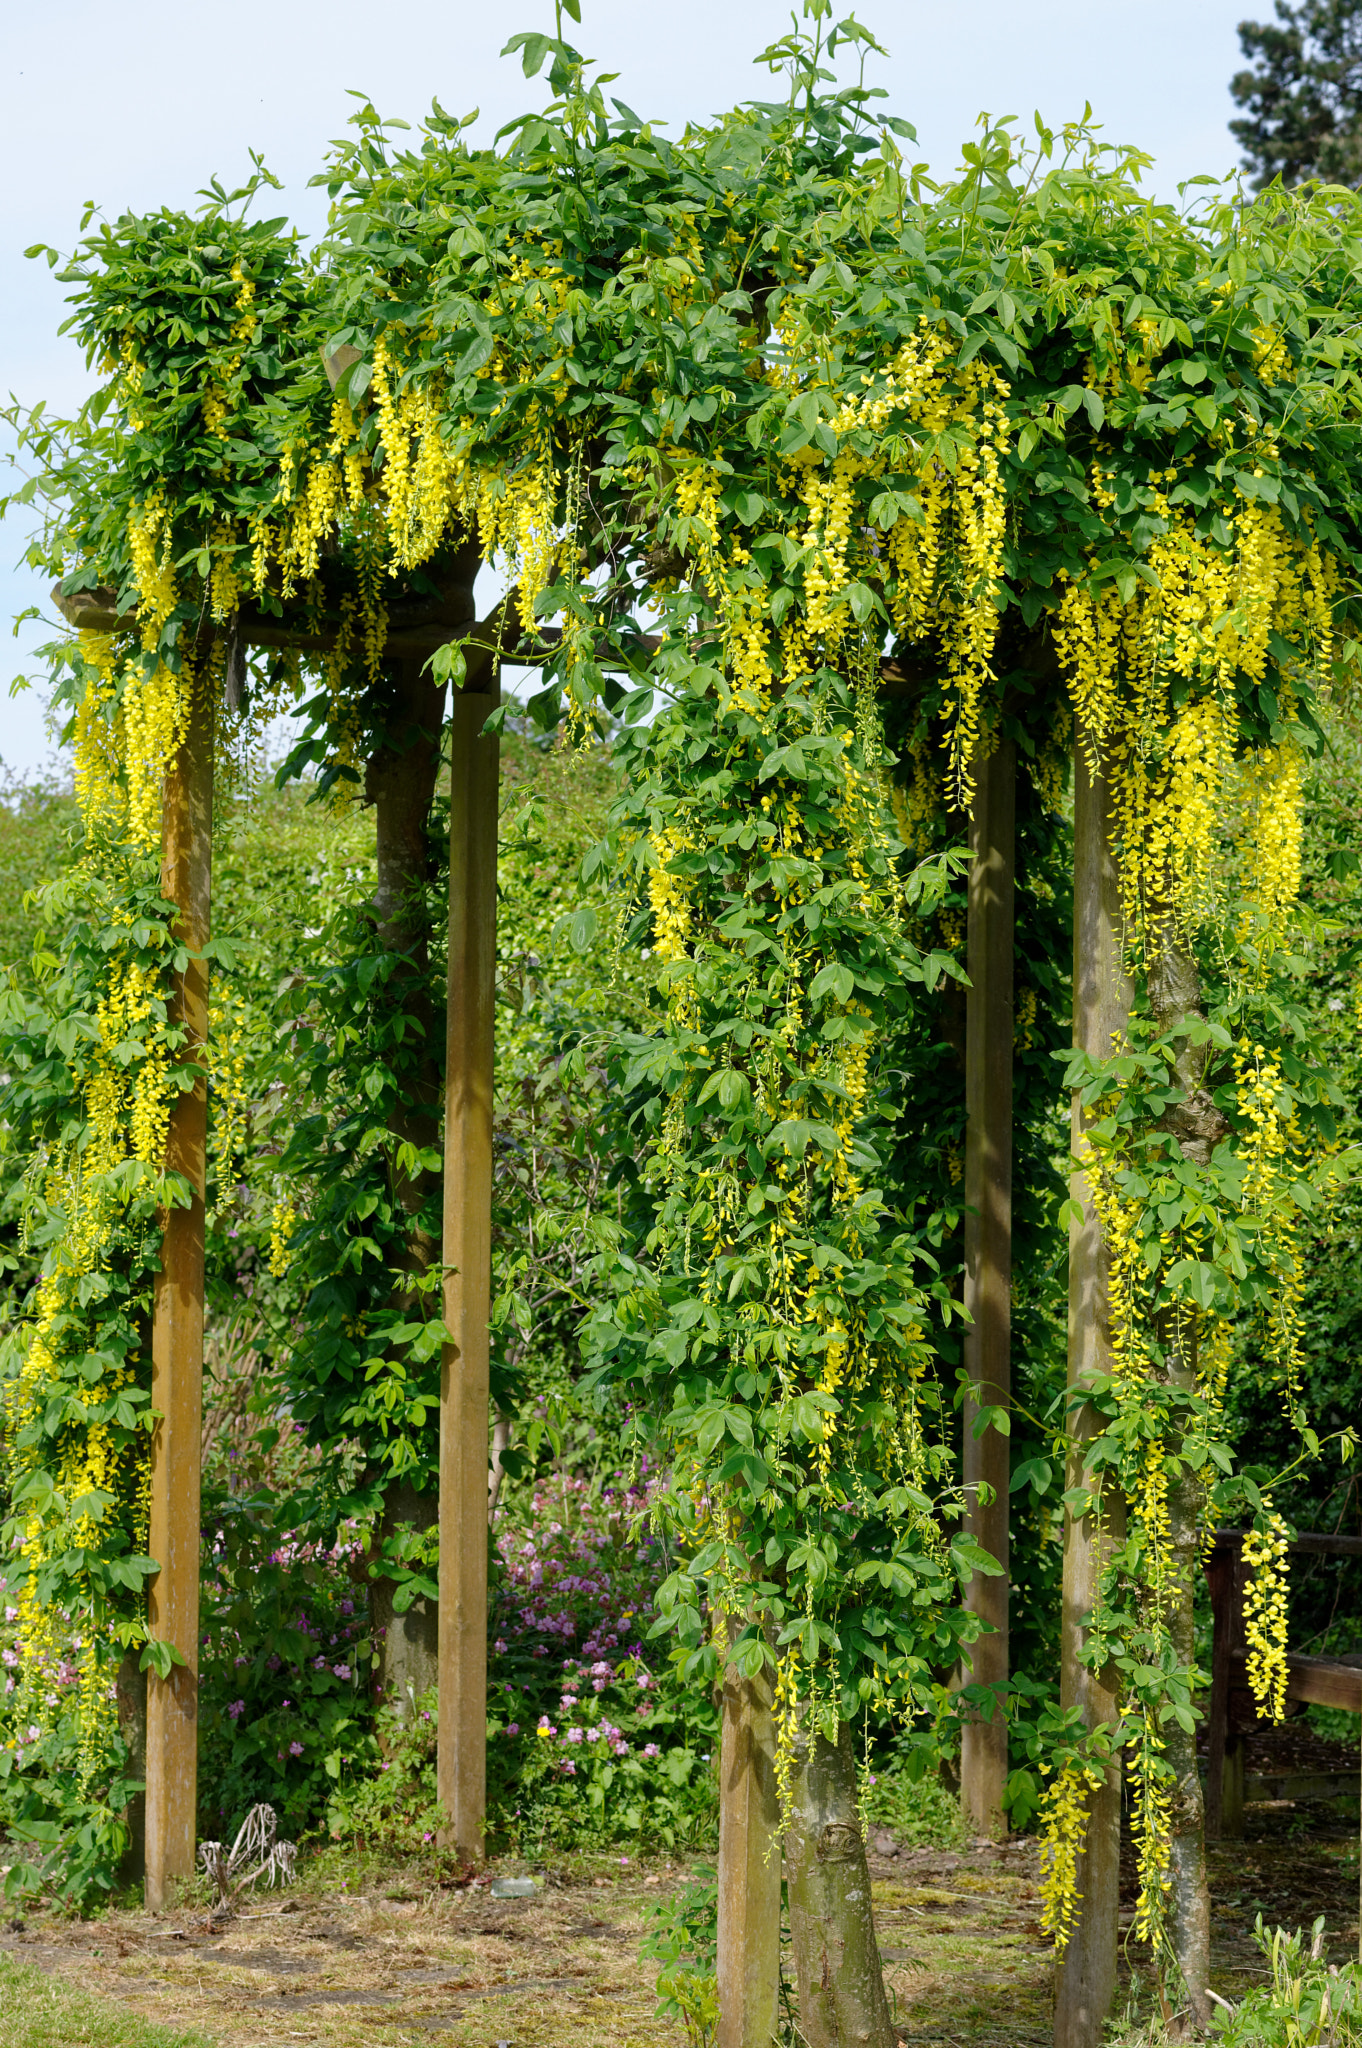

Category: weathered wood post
[1055, 727, 1128, 2047]
[438, 680, 499, 1859]
[717, 1634, 782, 2048]
[145, 658, 215, 1911]
[960, 734, 1016, 1840]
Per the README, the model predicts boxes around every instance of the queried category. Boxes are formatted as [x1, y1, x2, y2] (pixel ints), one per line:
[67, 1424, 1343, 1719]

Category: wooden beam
[1056, 728, 1129, 2048]
[50, 582, 655, 671]
[144, 658, 214, 1911]
[960, 735, 1015, 1841]
[1228, 1652, 1362, 1715]
[438, 685, 499, 1860]
[716, 1631, 782, 2048]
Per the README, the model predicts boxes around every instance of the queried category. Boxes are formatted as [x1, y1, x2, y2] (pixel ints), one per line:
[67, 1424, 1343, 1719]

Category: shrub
[197, 1500, 378, 1844]
[1207, 1919, 1362, 2046]
[486, 1467, 717, 1853]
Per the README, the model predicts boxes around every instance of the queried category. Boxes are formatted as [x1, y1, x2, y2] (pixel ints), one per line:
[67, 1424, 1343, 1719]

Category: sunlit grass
[0, 1954, 214, 2048]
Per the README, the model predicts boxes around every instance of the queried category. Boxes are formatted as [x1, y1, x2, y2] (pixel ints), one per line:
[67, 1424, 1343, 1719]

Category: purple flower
[642, 1743, 660, 1759]
[289, 1740, 304, 1756]
[507, 1723, 519, 1736]
[227, 1699, 245, 1721]
[313, 1656, 327, 1671]
[494, 1638, 507, 1656]
[333, 1663, 352, 1680]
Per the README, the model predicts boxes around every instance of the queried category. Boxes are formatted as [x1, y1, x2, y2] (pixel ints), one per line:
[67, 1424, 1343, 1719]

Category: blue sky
[0, 0, 1260, 776]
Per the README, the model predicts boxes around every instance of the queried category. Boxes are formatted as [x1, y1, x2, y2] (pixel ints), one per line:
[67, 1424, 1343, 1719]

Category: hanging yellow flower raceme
[1038, 1760, 1107, 1954]
[1242, 1513, 1291, 1723]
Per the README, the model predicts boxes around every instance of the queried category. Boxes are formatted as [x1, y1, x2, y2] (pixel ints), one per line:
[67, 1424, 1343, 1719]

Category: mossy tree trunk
[785, 1714, 895, 2048]
[363, 620, 470, 1713]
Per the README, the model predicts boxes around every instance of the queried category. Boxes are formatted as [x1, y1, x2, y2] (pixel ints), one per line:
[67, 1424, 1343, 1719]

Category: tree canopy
[1231, 0, 1362, 188]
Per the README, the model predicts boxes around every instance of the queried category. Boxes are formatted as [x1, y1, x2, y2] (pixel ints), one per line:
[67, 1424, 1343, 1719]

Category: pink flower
[642, 1743, 660, 1758]
[566, 1727, 584, 1745]
[289, 1740, 304, 1756]
[585, 1728, 601, 1743]
[507, 1723, 519, 1736]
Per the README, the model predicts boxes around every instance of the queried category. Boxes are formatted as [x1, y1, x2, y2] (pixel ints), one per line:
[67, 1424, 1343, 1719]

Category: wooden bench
[1205, 1530, 1362, 1839]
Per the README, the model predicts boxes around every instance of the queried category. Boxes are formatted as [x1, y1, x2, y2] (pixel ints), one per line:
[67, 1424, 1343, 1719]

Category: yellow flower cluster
[201, 258, 256, 438]
[269, 1195, 298, 1277]
[648, 826, 696, 967]
[1037, 1759, 1106, 1954]
[1242, 1513, 1291, 1722]
[1236, 1041, 1305, 1393]
[127, 494, 178, 647]
[1053, 497, 1333, 954]
[1129, 1715, 1174, 1948]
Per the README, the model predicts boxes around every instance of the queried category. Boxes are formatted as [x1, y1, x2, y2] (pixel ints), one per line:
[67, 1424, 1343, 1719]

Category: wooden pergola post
[717, 1637, 782, 2048]
[1055, 730, 1129, 2047]
[960, 734, 1016, 1840]
[145, 662, 215, 1912]
[438, 682, 500, 1859]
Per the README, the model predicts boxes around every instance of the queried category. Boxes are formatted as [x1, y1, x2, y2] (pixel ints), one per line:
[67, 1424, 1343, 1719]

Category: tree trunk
[1057, 730, 1129, 2048]
[961, 734, 1015, 1839]
[116, 1648, 148, 1883]
[785, 1714, 895, 2048]
[369, 1478, 441, 1714]
[1146, 920, 1226, 2035]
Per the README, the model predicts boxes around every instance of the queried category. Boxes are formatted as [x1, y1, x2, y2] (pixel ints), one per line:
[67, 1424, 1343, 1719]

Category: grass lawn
[0, 1953, 214, 2048]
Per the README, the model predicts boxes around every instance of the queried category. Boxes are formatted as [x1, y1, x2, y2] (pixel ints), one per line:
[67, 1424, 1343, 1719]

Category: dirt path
[0, 1840, 1057, 2048]
[0, 1812, 1354, 2046]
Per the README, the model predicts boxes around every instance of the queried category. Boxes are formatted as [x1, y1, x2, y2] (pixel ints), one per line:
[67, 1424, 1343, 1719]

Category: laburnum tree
[4, 4, 1362, 2042]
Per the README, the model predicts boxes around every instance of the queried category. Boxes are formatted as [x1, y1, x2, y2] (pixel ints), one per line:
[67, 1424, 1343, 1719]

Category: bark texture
[370, 1478, 441, 1712]
[961, 734, 1015, 1839]
[785, 1717, 895, 2048]
[1146, 916, 1228, 2035]
[362, 634, 466, 1712]
[1058, 733, 1129, 2048]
